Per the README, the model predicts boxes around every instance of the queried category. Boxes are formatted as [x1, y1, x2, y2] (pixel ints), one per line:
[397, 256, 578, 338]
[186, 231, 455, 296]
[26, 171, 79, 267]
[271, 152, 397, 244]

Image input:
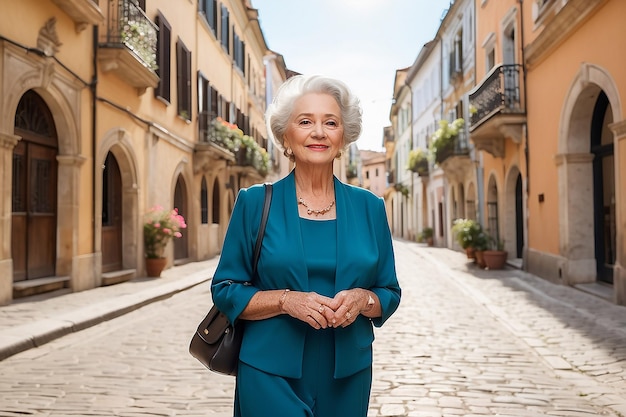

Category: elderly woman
[211, 74, 401, 417]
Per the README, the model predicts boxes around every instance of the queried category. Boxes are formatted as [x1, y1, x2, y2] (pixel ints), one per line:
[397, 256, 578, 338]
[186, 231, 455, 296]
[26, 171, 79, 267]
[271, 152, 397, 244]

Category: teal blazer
[211, 170, 401, 379]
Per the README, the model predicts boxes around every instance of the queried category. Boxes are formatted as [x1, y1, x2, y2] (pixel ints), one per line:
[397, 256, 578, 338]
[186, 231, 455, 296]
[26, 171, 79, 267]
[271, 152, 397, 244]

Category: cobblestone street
[0, 240, 625, 416]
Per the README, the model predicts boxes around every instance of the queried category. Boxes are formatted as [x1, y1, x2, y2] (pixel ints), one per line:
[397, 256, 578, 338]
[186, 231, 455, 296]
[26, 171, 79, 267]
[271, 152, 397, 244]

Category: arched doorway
[211, 177, 220, 225]
[458, 183, 466, 219]
[466, 182, 477, 220]
[591, 91, 616, 284]
[101, 152, 123, 272]
[556, 64, 619, 286]
[515, 174, 524, 258]
[12, 90, 58, 281]
[174, 175, 189, 262]
[486, 175, 499, 240]
[504, 167, 524, 260]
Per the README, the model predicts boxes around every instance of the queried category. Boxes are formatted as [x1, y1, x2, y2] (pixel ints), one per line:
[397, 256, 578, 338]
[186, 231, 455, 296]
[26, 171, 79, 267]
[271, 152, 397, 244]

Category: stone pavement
[371, 242, 626, 416]
[0, 241, 625, 416]
[0, 258, 220, 361]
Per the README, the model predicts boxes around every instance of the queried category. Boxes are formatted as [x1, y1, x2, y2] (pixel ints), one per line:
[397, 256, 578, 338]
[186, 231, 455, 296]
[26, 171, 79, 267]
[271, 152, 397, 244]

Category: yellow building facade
[471, 0, 626, 304]
[0, 0, 275, 305]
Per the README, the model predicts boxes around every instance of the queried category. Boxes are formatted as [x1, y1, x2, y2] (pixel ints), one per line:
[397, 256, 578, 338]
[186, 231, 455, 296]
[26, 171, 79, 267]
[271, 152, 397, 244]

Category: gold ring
[345, 311, 352, 320]
[318, 305, 325, 313]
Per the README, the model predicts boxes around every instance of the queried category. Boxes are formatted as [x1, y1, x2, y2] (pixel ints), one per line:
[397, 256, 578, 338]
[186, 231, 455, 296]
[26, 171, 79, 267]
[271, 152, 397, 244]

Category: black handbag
[189, 183, 272, 376]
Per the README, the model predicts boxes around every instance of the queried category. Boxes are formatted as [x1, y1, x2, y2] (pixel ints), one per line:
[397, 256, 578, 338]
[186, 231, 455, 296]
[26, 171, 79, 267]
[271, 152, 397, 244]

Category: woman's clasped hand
[280, 288, 376, 329]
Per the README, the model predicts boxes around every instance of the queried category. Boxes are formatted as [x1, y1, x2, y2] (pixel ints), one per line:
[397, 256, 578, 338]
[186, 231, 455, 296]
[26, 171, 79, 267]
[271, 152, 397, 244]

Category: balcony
[469, 64, 526, 158]
[98, 0, 158, 90]
[434, 135, 469, 165]
[407, 149, 429, 177]
[430, 118, 470, 166]
[432, 129, 472, 183]
[194, 112, 269, 177]
[52, 0, 104, 31]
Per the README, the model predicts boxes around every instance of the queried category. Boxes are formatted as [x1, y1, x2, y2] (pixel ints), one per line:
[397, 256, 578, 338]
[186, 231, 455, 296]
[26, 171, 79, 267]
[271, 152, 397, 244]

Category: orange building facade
[471, 0, 626, 303]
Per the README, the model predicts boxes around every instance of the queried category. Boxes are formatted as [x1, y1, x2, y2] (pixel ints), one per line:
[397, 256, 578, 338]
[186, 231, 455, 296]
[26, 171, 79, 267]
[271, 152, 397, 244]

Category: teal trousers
[234, 327, 372, 417]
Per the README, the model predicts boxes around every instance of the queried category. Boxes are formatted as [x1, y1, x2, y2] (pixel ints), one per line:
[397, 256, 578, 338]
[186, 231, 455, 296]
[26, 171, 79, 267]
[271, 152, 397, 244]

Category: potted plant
[120, 17, 158, 71]
[143, 205, 187, 277]
[407, 148, 429, 176]
[472, 230, 489, 269]
[429, 118, 464, 165]
[451, 218, 482, 258]
[417, 227, 434, 246]
[394, 183, 410, 198]
[210, 117, 269, 176]
[483, 236, 508, 270]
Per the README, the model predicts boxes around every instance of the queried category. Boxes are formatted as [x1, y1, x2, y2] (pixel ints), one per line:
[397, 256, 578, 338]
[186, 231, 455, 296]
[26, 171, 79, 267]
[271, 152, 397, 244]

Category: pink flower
[143, 205, 186, 259]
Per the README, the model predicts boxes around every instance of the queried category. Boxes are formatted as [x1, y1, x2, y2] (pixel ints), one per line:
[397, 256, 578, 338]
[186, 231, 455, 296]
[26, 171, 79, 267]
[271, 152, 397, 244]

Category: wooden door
[12, 90, 58, 281]
[12, 141, 58, 280]
[101, 152, 123, 272]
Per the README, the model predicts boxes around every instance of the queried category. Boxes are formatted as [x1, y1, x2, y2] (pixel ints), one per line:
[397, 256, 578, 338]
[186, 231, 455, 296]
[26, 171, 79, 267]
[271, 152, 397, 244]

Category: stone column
[56, 154, 97, 292]
[554, 152, 596, 285]
[0, 133, 20, 305]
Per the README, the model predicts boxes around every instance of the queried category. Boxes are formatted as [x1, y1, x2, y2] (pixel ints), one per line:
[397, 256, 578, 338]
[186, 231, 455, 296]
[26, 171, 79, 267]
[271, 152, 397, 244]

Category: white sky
[251, 0, 453, 151]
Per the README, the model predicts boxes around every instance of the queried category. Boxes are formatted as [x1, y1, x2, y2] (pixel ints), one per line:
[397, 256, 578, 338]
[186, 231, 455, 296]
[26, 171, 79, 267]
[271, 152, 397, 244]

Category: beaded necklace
[298, 197, 335, 216]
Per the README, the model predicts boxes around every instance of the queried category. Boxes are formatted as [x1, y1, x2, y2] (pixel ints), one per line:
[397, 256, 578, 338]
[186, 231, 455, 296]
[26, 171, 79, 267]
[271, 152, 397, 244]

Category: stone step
[101, 269, 136, 286]
[13, 276, 70, 299]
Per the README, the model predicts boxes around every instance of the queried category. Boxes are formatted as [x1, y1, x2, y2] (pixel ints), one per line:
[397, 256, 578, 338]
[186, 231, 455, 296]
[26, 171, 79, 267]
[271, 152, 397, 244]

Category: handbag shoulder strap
[253, 183, 272, 276]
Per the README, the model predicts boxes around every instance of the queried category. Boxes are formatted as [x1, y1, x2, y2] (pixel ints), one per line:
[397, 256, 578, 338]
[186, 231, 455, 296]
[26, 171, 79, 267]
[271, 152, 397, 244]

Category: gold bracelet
[278, 289, 290, 311]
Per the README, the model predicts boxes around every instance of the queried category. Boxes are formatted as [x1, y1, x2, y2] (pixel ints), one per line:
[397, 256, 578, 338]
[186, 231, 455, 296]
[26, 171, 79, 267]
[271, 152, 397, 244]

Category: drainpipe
[519, 0, 530, 266]
[92, 25, 98, 254]
[438, 35, 445, 244]
[519, 0, 529, 194]
[404, 80, 415, 240]
[473, 3, 484, 227]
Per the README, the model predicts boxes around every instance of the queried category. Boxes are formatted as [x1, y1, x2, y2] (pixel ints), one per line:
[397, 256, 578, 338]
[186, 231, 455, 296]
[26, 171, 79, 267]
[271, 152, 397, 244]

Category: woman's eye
[299, 119, 312, 125]
[326, 120, 338, 127]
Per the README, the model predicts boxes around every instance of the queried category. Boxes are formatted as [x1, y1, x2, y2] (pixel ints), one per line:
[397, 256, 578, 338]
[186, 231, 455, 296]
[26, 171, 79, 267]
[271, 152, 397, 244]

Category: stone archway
[556, 63, 622, 286]
[485, 173, 500, 241]
[172, 162, 194, 262]
[0, 42, 85, 301]
[96, 129, 140, 281]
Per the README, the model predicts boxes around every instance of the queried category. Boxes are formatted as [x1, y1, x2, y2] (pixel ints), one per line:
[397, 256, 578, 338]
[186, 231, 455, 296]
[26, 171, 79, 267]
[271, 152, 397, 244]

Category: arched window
[212, 177, 220, 224]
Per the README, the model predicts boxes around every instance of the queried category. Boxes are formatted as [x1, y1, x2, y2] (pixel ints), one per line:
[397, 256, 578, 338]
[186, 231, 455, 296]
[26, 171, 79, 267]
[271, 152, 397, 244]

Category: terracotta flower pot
[483, 250, 508, 270]
[145, 257, 167, 277]
[474, 250, 486, 269]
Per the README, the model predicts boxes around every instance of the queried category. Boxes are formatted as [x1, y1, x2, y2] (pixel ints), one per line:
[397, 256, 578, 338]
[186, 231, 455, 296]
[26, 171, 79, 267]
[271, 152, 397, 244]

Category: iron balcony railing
[197, 112, 269, 175]
[434, 129, 470, 165]
[100, 0, 158, 71]
[469, 64, 524, 127]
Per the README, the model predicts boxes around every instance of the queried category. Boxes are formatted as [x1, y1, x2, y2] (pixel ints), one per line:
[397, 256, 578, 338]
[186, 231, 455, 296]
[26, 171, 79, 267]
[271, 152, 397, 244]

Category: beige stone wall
[0, 0, 272, 304]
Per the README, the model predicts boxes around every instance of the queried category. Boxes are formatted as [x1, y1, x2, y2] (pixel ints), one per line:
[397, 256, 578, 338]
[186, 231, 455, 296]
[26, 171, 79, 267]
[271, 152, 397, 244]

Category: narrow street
[0, 240, 625, 416]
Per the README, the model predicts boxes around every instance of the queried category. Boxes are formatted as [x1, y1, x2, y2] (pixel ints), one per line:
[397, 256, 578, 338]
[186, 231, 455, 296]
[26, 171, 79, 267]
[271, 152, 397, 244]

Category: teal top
[300, 218, 337, 298]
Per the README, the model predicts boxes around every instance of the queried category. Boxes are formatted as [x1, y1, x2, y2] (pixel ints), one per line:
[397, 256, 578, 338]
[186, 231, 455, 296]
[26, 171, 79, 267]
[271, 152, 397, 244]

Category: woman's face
[284, 92, 344, 167]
